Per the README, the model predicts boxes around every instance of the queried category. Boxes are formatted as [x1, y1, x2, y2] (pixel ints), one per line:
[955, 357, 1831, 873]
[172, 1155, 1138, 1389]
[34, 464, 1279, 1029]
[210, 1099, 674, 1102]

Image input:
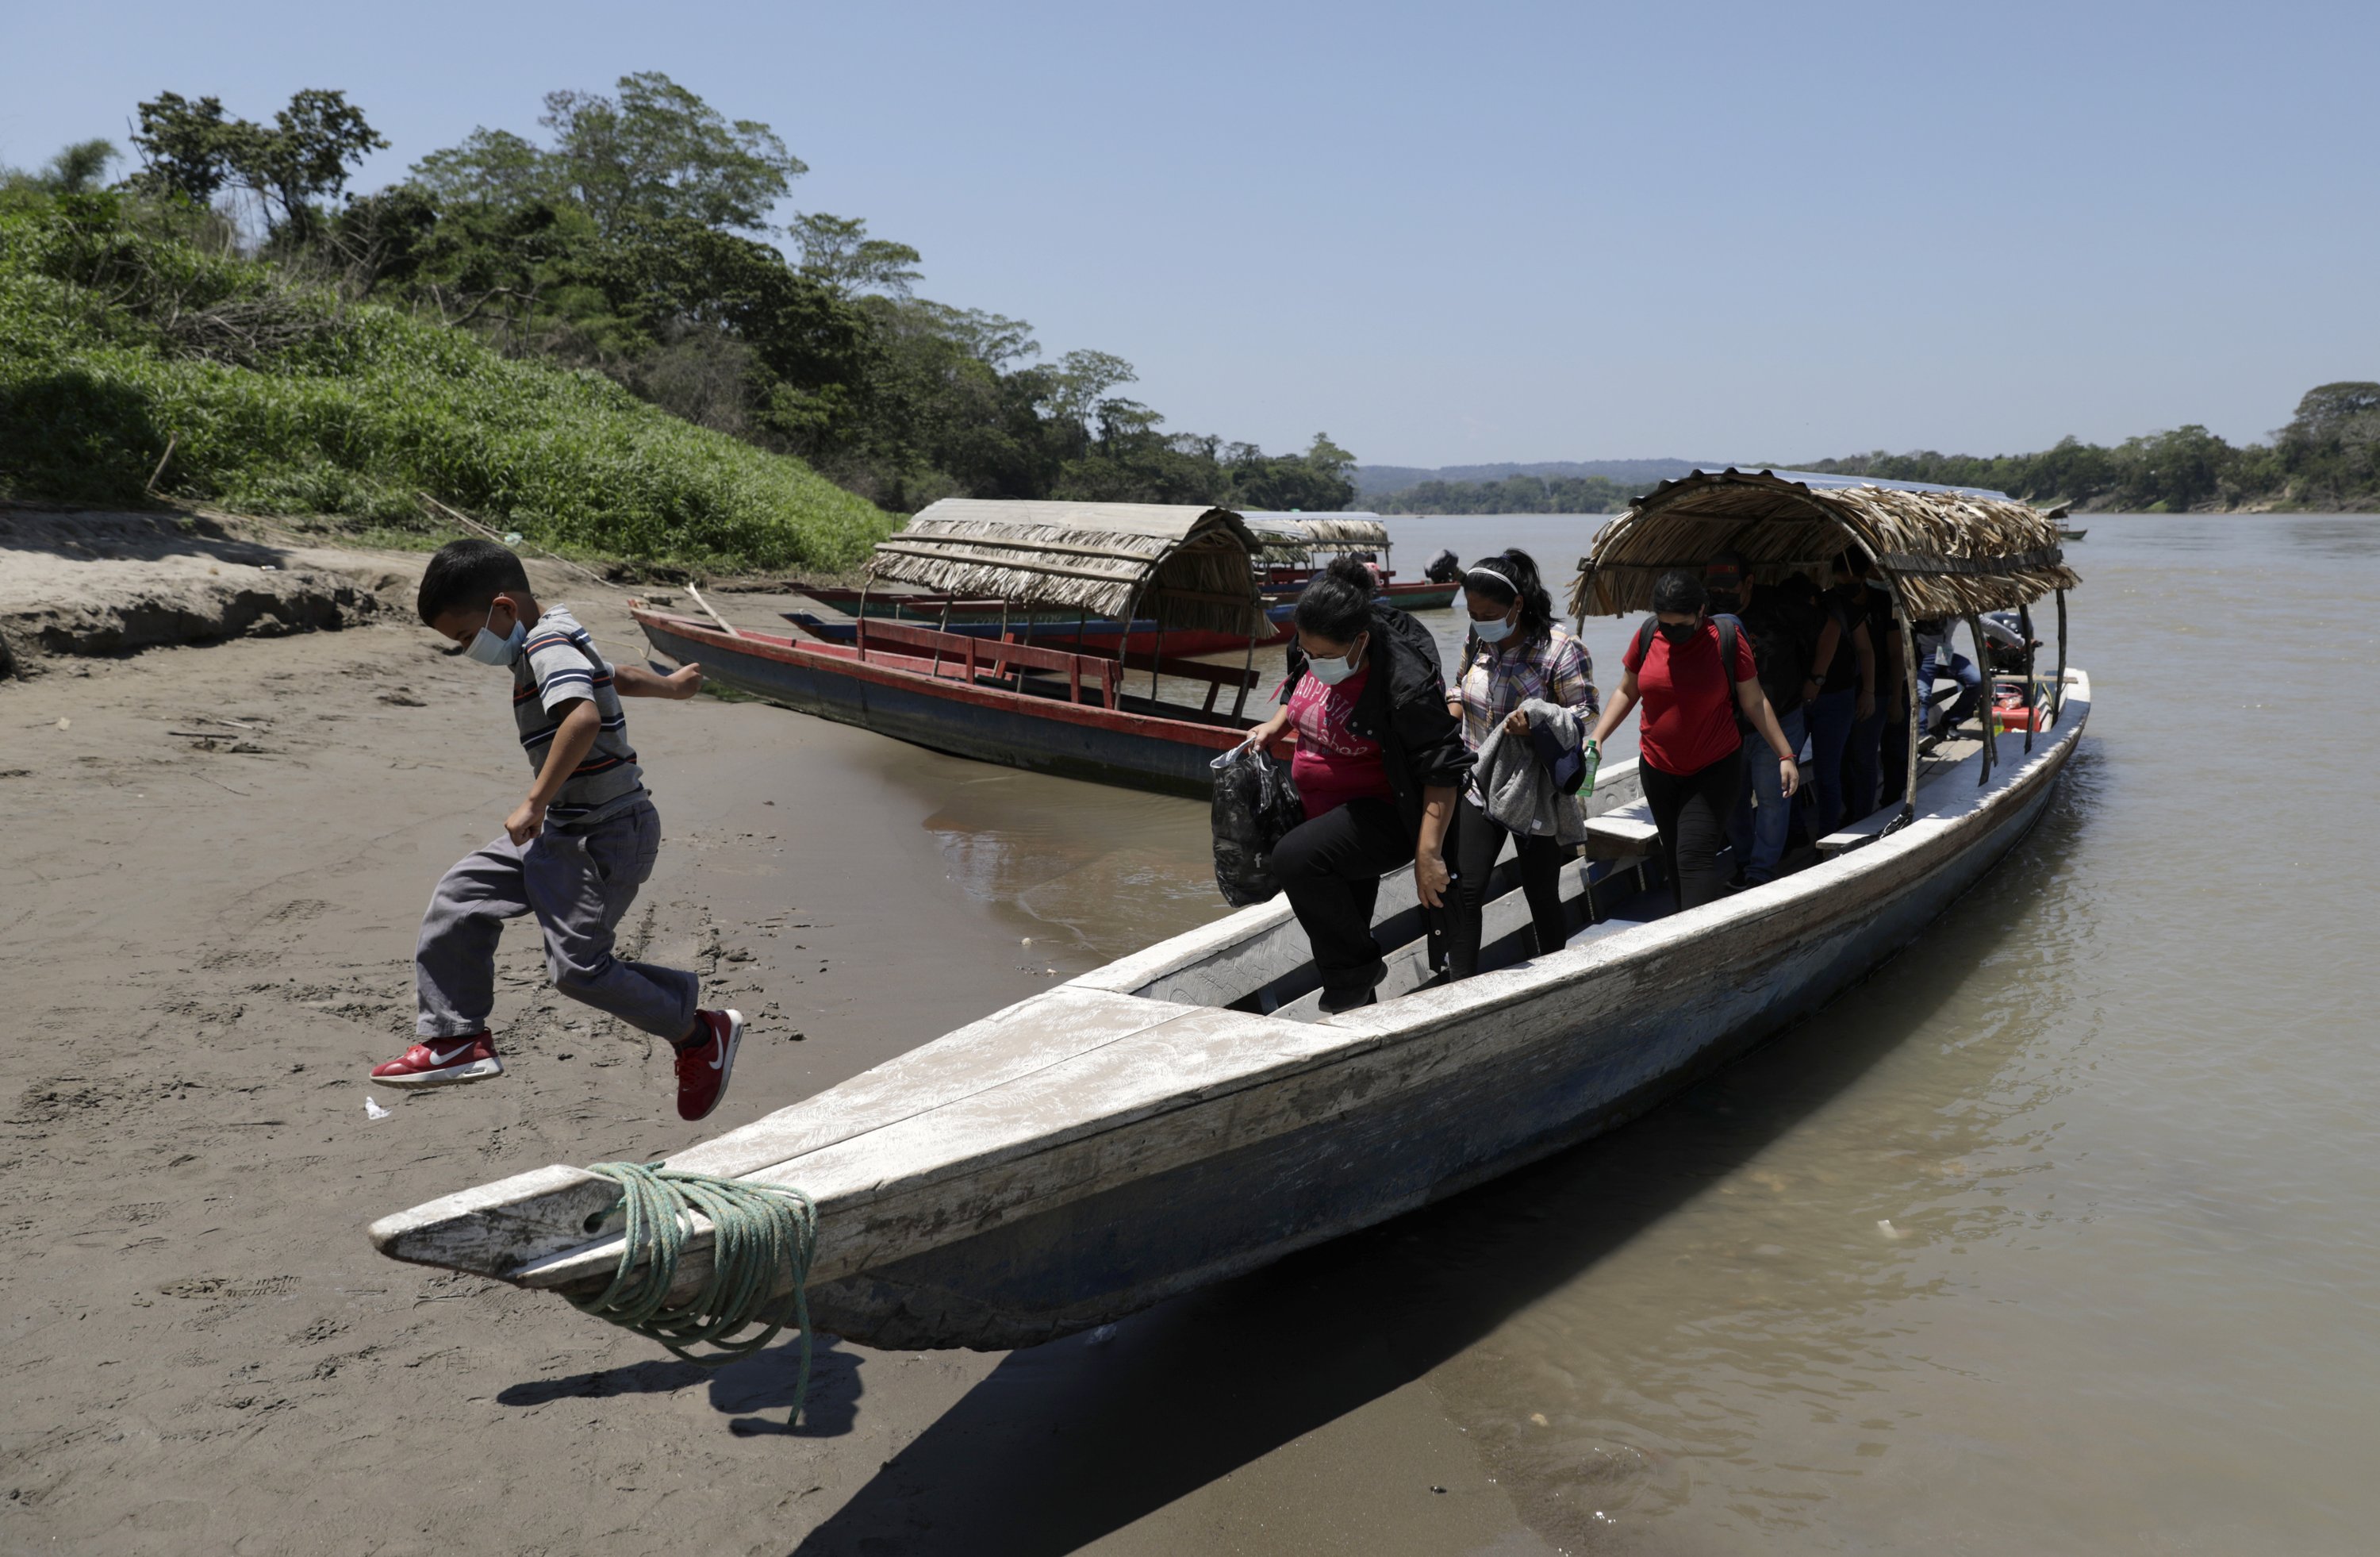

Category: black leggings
[1269, 797, 1415, 997]
[1446, 794, 1569, 979]
[1640, 748, 1745, 913]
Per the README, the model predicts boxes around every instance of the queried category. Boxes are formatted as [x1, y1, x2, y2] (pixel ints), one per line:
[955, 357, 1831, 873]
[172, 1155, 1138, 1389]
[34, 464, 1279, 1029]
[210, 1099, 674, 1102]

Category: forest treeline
[1799, 386, 2380, 512]
[0, 75, 1356, 557]
[1375, 473, 1634, 514]
[1377, 387, 2380, 515]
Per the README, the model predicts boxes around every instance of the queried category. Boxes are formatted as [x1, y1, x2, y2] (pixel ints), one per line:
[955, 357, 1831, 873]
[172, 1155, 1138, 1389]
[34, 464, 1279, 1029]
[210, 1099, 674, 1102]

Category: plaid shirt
[1453, 625, 1599, 758]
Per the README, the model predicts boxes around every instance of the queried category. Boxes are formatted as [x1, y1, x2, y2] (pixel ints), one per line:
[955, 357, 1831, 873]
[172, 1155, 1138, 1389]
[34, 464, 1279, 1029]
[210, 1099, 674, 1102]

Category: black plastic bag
[1210, 746, 1304, 906]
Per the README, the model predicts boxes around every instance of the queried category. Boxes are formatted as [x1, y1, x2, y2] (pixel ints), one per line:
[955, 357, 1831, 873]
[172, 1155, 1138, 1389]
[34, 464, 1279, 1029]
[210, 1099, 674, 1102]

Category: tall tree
[128, 92, 248, 203]
[129, 87, 385, 238]
[786, 212, 921, 297]
[243, 89, 387, 238]
[539, 72, 804, 236]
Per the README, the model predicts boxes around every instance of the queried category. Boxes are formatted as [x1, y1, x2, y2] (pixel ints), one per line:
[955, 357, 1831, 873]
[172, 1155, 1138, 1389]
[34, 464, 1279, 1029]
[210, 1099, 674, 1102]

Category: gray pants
[415, 800, 698, 1040]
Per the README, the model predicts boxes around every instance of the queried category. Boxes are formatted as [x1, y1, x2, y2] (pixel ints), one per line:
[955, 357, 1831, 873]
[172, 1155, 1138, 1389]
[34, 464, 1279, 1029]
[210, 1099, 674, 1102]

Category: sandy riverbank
[0, 528, 1551, 1555]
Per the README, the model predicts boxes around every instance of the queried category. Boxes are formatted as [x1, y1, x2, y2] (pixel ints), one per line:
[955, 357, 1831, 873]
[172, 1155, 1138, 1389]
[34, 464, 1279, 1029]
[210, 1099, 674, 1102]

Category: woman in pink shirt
[1238, 559, 1472, 1011]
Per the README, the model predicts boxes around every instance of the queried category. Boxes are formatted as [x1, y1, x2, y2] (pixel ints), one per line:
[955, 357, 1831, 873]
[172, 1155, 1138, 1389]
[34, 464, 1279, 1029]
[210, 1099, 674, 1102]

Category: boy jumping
[370, 539, 743, 1121]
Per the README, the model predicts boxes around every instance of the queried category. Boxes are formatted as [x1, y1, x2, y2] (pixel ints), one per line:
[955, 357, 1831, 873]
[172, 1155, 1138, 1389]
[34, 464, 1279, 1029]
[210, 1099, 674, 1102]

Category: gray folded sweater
[1472, 697, 1589, 846]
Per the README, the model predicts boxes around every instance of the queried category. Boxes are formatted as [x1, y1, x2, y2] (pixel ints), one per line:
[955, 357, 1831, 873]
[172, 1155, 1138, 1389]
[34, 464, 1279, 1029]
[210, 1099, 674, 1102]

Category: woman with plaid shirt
[1443, 550, 1600, 979]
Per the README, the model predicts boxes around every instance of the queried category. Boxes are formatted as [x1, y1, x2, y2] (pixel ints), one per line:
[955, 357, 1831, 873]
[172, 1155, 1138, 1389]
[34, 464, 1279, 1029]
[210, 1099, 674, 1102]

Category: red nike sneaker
[674, 1009, 743, 1121]
[372, 1032, 504, 1086]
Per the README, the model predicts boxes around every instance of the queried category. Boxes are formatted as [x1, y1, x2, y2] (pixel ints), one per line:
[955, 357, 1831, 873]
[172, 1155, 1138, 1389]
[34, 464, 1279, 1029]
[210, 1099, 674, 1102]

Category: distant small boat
[1243, 513, 1458, 610]
[2060, 527, 2087, 541]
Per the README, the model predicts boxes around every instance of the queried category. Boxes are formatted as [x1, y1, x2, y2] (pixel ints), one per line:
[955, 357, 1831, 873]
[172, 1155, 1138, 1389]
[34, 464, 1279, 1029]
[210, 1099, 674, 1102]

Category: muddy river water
[840, 513, 2380, 1554]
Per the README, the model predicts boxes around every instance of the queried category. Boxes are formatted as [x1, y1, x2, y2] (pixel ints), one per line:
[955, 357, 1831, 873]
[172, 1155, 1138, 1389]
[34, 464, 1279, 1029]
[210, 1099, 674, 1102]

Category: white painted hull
[370, 676, 2090, 1351]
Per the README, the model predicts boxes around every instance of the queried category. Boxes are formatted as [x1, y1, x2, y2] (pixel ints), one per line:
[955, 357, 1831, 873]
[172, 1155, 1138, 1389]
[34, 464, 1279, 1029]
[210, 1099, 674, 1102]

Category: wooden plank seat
[1582, 799, 1660, 859]
[850, 615, 1261, 716]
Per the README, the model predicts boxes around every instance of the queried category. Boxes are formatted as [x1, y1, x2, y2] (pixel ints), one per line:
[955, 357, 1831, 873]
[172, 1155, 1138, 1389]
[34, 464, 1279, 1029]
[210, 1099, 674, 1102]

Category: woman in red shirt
[1588, 570, 1802, 912]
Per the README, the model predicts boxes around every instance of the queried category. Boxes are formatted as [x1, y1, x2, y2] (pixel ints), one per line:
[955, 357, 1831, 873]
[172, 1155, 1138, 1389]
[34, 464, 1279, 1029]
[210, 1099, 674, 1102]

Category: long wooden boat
[781, 606, 1293, 658]
[370, 674, 2088, 1349]
[639, 610, 1283, 798]
[371, 473, 2088, 1355]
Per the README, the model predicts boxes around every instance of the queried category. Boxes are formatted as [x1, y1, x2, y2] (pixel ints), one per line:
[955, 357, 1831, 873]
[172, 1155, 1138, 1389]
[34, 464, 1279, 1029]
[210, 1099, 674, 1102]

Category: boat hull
[639, 613, 1254, 798]
[804, 718, 2072, 1347]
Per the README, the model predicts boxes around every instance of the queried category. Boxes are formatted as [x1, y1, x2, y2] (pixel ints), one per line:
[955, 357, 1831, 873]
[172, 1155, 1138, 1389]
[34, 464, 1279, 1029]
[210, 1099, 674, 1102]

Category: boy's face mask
[1657, 615, 1702, 646]
[465, 598, 527, 666]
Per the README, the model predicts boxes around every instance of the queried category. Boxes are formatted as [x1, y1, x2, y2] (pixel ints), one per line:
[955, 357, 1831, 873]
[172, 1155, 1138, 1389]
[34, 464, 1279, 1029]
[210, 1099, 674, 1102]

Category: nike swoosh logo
[428, 1044, 474, 1066]
[708, 1043, 726, 1071]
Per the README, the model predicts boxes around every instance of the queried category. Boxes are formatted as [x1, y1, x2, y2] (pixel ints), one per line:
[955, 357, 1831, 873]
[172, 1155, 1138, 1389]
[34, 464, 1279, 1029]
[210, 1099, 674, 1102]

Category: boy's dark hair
[417, 539, 531, 625]
[1292, 556, 1378, 644]
[1652, 569, 1706, 616]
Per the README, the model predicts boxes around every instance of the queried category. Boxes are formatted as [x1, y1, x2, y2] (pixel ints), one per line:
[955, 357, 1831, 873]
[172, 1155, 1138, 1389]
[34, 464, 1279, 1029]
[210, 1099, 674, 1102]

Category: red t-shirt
[1287, 665, 1394, 820]
[1622, 619, 1756, 775]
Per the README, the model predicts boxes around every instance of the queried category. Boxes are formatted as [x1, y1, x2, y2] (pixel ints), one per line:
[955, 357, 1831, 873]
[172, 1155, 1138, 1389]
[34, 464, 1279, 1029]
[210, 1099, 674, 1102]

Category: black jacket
[1283, 603, 1473, 839]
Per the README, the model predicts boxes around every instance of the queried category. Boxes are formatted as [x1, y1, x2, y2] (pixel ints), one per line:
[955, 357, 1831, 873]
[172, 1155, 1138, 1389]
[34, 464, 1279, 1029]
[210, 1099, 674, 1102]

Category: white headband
[1464, 565, 1518, 594]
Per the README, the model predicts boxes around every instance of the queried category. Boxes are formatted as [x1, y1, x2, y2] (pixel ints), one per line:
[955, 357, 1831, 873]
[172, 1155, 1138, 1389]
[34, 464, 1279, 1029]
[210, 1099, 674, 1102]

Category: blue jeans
[1918, 648, 1983, 731]
[1728, 706, 1804, 884]
[1804, 687, 1857, 837]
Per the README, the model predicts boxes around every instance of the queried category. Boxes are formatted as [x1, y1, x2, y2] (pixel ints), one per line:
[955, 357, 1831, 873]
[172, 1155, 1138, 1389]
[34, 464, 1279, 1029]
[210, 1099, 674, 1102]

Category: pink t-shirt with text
[1286, 665, 1395, 820]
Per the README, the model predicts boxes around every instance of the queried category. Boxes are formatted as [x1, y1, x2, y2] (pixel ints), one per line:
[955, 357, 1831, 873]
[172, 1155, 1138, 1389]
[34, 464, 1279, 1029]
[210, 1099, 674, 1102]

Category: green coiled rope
[568, 1162, 820, 1422]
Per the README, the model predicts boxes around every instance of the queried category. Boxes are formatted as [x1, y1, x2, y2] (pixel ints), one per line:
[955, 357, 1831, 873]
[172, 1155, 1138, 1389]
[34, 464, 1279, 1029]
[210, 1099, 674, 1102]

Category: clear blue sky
[8, 0, 2374, 468]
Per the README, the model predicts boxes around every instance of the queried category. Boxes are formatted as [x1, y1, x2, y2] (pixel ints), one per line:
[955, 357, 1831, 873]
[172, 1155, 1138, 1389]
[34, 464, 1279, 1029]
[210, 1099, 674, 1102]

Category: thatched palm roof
[866, 500, 1271, 637]
[1569, 469, 2079, 621]
[1244, 513, 1392, 562]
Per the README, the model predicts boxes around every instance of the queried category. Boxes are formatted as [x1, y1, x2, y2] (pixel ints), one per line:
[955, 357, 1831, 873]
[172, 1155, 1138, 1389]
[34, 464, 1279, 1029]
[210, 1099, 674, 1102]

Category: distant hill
[1354, 459, 1707, 498]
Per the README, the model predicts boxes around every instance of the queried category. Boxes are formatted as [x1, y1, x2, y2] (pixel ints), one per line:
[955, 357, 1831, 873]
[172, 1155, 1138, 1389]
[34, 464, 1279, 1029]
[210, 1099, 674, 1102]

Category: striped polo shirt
[510, 606, 646, 828]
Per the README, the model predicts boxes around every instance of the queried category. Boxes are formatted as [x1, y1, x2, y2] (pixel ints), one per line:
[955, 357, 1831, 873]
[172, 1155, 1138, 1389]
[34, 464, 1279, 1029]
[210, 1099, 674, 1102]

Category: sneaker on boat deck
[675, 1009, 744, 1122]
[371, 1032, 503, 1086]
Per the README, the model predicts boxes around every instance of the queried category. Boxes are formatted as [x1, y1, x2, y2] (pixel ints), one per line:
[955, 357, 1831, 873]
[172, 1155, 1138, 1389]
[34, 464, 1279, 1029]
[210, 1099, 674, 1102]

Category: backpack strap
[1634, 616, 1657, 663]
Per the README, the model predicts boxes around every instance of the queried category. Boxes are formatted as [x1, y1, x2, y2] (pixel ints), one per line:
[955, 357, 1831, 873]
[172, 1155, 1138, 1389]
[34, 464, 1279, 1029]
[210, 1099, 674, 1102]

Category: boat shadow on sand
[504, 752, 2099, 1556]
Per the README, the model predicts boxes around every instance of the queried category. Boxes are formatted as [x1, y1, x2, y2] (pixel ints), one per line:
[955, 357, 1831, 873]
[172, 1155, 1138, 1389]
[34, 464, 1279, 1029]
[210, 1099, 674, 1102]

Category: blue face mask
[1471, 613, 1514, 644]
[465, 600, 527, 666]
[1305, 633, 1366, 686]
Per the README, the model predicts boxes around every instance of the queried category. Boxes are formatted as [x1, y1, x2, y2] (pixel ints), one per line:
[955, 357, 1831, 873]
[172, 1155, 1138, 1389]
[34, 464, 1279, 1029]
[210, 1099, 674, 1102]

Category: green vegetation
[1376, 473, 1632, 515]
[0, 190, 892, 570]
[351, 72, 1355, 513]
[2, 73, 1358, 571]
[1799, 386, 2380, 511]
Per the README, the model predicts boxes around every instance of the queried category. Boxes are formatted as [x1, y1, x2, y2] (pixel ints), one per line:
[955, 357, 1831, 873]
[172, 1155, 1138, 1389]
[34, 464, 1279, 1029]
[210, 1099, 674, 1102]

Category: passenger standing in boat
[1590, 571, 1802, 913]
[1802, 559, 1876, 837]
[1835, 548, 1902, 821]
[1235, 558, 1471, 1012]
[368, 540, 745, 1121]
[1704, 552, 1814, 888]
[1913, 617, 1985, 742]
[1442, 550, 1599, 979]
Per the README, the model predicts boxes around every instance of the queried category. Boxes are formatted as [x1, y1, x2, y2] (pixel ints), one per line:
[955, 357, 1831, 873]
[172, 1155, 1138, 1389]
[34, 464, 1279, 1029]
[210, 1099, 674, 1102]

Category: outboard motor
[1422, 548, 1462, 585]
